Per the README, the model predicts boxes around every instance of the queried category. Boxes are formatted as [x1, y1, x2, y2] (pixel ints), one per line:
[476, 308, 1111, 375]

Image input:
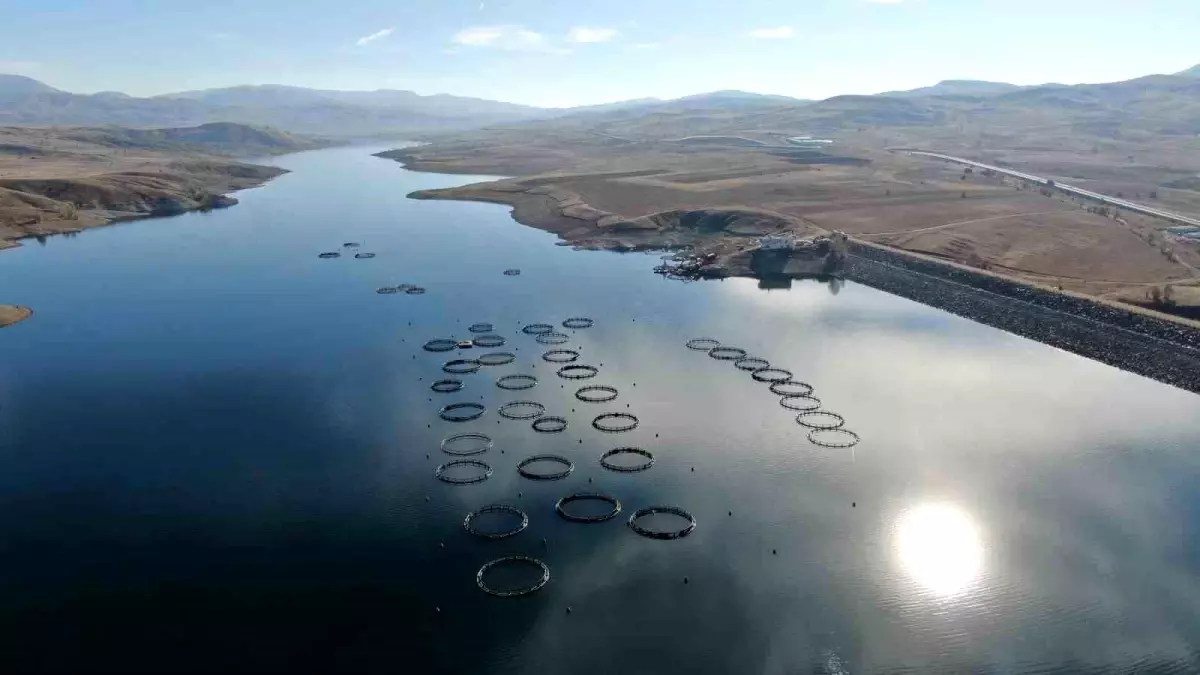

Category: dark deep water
[3, 146, 1200, 674]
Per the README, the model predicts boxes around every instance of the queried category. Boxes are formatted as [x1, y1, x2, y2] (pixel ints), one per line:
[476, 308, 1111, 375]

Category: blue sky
[2, 0, 1198, 106]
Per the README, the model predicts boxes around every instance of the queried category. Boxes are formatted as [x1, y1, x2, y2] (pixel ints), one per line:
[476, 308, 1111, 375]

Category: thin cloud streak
[355, 27, 395, 47]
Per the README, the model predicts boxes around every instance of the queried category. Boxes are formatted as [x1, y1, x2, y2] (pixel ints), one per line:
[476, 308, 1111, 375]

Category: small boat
[456, 340, 474, 349]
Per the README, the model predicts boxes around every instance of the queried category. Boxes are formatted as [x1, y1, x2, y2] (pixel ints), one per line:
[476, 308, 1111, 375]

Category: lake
[2, 145, 1200, 674]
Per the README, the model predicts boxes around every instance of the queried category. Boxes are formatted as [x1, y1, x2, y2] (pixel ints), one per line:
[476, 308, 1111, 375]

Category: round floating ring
[431, 379, 464, 393]
[795, 410, 845, 430]
[499, 401, 546, 420]
[535, 332, 570, 345]
[423, 339, 458, 353]
[752, 367, 793, 383]
[542, 349, 580, 363]
[522, 323, 554, 335]
[503, 269, 521, 276]
[440, 432, 493, 456]
[318, 252, 341, 259]
[406, 287, 426, 295]
[770, 380, 814, 397]
[557, 365, 599, 380]
[343, 242, 360, 248]
[686, 338, 721, 351]
[443, 359, 482, 374]
[600, 447, 655, 472]
[496, 374, 537, 391]
[517, 455, 574, 481]
[463, 505, 528, 539]
[396, 284, 418, 291]
[472, 334, 507, 348]
[439, 402, 486, 422]
[575, 385, 618, 403]
[780, 394, 822, 411]
[807, 428, 860, 448]
[532, 416, 568, 433]
[469, 322, 494, 333]
[354, 252, 376, 259]
[476, 556, 549, 597]
[628, 506, 697, 540]
[555, 493, 622, 523]
[562, 317, 595, 329]
[708, 346, 747, 361]
[478, 351, 516, 366]
[376, 286, 399, 295]
[734, 357, 770, 372]
[435, 459, 493, 485]
[592, 413, 639, 433]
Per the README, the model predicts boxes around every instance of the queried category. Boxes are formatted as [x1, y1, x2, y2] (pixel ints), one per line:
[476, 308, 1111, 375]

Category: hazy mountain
[0, 74, 64, 102]
[880, 80, 1025, 98]
[1175, 64, 1200, 78]
[55, 122, 328, 156]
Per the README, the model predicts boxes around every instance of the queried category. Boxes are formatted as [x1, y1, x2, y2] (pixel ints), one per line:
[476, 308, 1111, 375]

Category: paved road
[907, 151, 1200, 228]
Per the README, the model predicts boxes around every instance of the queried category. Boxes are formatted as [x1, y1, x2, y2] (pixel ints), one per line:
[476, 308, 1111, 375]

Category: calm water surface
[3, 146, 1200, 674]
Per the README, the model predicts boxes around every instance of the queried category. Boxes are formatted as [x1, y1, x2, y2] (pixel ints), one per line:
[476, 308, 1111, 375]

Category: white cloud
[355, 27, 394, 47]
[748, 26, 794, 39]
[452, 25, 563, 53]
[568, 27, 618, 44]
[630, 42, 661, 51]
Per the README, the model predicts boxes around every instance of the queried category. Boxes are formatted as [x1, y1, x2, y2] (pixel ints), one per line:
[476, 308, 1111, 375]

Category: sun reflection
[895, 502, 984, 596]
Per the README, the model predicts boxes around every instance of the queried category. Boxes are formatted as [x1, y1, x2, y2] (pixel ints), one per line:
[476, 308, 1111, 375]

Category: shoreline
[0, 165, 289, 253]
[381, 148, 1200, 393]
[0, 304, 33, 328]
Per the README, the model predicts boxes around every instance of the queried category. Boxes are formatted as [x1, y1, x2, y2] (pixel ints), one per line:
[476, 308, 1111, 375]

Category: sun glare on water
[895, 502, 985, 597]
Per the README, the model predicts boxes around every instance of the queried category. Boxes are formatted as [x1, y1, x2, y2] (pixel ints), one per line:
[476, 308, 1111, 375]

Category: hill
[880, 80, 1025, 98]
[0, 123, 313, 250]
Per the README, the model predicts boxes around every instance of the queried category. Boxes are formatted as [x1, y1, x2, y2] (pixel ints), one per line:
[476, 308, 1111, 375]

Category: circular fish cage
[478, 351, 516, 366]
[780, 395, 822, 412]
[795, 410, 846, 430]
[498, 401, 546, 420]
[405, 287, 426, 295]
[557, 365, 599, 380]
[807, 428, 860, 448]
[435, 459, 493, 485]
[532, 416, 568, 433]
[600, 447, 655, 473]
[438, 402, 486, 422]
[562, 317, 595, 329]
[503, 269, 521, 276]
[423, 339, 458, 353]
[440, 432, 493, 456]
[343, 242, 360, 248]
[472, 335, 507, 348]
[734, 357, 770, 372]
[469, 322, 495, 333]
[318, 252, 341, 259]
[592, 413, 639, 433]
[354, 252, 376, 259]
[476, 556, 549, 597]
[517, 455, 574, 481]
[443, 359, 482, 374]
[521, 323, 554, 335]
[376, 286, 399, 295]
[463, 505, 529, 540]
[708, 346, 747, 361]
[686, 338, 721, 351]
[575, 385, 618, 403]
[627, 506, 697, 540]
[555, 493, 622, 523]
[770, 380, 814, 397]
[431, 379, 464, 393]
[751, 367, 793, 383]
[535, 332, 570, 345]
[542, 349, 580, 363]
[496, 374, 537, 391]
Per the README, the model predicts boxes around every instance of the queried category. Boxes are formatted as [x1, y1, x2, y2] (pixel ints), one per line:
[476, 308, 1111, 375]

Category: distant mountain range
[0, 64, 1197, 138]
